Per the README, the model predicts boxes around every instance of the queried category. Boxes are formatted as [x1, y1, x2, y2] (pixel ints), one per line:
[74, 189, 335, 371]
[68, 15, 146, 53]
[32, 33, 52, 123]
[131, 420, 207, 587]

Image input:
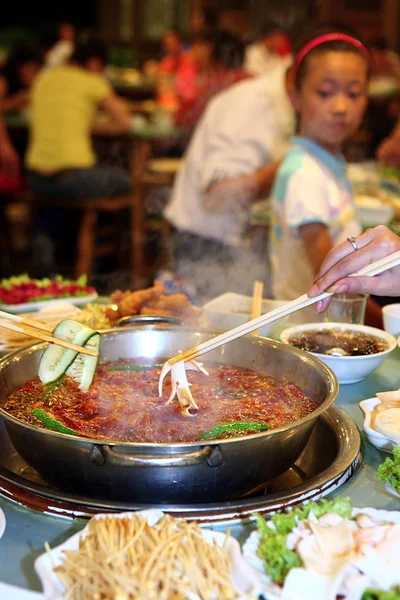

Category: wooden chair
[29, 193, 134, 281]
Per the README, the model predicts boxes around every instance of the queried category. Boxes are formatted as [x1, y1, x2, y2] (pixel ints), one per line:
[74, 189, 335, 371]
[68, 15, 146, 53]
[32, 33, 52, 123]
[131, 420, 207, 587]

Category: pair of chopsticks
[251, 280, 264, 336]
[0, 311, 98, 357]
[167, 249, 400, 366]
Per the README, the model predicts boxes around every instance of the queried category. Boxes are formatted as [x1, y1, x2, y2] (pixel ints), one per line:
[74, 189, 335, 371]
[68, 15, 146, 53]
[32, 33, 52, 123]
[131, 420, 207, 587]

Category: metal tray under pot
[0, 405, 362, 523]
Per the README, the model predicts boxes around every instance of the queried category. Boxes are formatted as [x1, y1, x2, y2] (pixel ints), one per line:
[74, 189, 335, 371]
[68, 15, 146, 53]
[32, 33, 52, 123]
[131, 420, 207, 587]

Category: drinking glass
[325, 293, 367, 324]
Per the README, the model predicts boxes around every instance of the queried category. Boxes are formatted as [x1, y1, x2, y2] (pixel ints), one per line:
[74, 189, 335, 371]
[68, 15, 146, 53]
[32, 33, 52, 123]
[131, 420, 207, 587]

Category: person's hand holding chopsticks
[309, 226, 400, 313]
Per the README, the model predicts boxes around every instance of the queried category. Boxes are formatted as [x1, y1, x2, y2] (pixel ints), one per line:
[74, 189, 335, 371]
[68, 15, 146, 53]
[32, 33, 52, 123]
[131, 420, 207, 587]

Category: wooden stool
[30, 193, 133, 281]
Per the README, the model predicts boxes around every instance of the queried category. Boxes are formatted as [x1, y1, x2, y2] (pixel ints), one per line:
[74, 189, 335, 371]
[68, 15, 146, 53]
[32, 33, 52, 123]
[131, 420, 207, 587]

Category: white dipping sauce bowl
[281, 322, 397, 384]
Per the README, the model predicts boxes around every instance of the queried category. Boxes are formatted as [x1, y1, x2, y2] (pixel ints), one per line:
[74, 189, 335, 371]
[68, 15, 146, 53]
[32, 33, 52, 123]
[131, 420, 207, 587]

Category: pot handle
[92, 444, 223, 468]
[115, 315, 184, 328]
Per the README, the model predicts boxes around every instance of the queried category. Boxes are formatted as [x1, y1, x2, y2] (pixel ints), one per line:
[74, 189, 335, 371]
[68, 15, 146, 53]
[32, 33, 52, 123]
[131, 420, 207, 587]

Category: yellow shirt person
[26, 38, 131, 199]
[27, 65, 111, 172]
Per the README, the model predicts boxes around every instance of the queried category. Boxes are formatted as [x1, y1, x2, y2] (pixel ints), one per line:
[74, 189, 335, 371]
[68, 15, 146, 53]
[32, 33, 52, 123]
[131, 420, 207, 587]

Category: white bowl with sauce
[280, 322, 397, 384]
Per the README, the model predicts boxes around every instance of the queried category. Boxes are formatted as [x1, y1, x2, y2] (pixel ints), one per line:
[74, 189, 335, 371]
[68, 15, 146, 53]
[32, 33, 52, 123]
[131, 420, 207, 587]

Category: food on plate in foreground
[4, 360, 317, 441]
[378, 444, 400, 495]
[244, 497, 400, 600]
[53, 513, 249, 600]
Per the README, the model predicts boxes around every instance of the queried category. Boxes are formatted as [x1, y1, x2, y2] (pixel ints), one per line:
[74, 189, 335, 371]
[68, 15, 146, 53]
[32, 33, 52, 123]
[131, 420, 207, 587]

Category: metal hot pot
[0, 322, 338, 504]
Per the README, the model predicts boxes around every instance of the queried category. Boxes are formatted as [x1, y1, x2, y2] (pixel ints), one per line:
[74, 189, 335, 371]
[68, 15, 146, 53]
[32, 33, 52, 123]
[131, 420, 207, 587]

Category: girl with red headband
[270, 27, 377, 316]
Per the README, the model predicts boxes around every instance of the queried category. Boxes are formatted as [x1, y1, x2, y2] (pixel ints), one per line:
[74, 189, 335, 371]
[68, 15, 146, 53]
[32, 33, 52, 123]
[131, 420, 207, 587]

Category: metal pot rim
[0, 327, 339, 449]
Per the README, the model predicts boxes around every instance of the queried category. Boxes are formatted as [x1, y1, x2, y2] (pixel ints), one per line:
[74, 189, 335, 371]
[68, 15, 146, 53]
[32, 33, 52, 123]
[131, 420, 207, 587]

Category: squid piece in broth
[159, 358, 208, 417]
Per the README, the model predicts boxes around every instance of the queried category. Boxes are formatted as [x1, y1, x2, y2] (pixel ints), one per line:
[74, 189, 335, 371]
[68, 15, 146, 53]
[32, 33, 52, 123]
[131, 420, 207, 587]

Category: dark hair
[1, 43, 42, 94]
[258, 19, 287, 39]
[212, 30, 244, 69]
[293, 23, 369, 88]
[72, 38, 107, 67]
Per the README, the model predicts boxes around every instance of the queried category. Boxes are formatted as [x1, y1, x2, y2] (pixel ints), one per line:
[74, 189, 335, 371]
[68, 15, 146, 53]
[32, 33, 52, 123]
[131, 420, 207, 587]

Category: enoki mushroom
[54, 514, 244, 600]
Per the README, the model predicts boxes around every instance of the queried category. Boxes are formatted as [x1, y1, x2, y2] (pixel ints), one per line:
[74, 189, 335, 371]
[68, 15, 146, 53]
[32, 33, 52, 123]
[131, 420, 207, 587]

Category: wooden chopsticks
[251, 280, 264, 336]
[166, 249, 400, 366]
[0, 310, 99, 357]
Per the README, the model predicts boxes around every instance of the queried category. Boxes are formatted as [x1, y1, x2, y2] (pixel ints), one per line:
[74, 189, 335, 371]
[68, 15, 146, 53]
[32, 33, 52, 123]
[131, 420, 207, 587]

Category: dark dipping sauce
[3, 360, 318, 443]
[288, 329, 389, 356]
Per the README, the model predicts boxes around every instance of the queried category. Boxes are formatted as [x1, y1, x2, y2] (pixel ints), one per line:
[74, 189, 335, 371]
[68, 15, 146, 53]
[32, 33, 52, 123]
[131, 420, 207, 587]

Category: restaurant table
[0, 343, 399, 595]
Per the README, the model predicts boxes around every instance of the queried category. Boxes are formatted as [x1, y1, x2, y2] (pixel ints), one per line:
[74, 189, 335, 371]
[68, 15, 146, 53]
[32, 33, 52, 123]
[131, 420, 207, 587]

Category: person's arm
[309, 225, 400, 311]
[92, 93, 131, 136]
[0, 117, 19, 177]
[299, 222, 332, 275]
[0, 76, 29, 113]
[203, 160, 280, 212]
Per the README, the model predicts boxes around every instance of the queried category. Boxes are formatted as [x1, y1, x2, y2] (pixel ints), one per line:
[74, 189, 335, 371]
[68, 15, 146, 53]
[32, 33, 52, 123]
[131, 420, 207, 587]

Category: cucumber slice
[33, 408, 78, 436]
[38, 319, 98, 385]
[66, 333, 100, 391]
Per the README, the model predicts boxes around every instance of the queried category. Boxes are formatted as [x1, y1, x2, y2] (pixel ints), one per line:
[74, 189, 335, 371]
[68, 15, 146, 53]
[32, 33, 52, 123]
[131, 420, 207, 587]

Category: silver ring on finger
[347, 235, 358, 251]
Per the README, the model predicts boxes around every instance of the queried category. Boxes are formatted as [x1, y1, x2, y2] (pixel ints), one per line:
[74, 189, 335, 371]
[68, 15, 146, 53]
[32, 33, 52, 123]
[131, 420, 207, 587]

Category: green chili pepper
[197, 421, 270, 441]
[108, 364, 162, 371]
[33, 408, 78, 436]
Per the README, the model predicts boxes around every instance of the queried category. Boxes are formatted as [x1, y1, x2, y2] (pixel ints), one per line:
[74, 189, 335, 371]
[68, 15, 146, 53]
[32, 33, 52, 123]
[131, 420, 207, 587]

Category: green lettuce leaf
[377, 444, 400, 494]
[362, 586, 400, 600]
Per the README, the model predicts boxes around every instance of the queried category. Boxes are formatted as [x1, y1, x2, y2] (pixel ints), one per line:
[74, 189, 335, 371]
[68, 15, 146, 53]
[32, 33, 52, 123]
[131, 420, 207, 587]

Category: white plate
[35, 509, 262, 600]
[243, 507, 400, 600]
[0, 294, 98, 314]
[359, 397, 400, 452]
[0, 582, 43, 599]
[0, 506, 5, 540]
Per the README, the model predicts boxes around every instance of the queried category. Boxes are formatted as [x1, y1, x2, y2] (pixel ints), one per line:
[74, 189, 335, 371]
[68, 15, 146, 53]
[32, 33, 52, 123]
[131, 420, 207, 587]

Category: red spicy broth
[3, 360, 318, 443]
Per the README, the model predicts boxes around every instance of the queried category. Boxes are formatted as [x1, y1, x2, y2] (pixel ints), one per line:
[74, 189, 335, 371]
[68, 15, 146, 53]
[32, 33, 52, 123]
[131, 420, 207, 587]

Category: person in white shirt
[42, 22, 76, 70]
[245, 22, 292, 77]
[164, 65, 294, 298]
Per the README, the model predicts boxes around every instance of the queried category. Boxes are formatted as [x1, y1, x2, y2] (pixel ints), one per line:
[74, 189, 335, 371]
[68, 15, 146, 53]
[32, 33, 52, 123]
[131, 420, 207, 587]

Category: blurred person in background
[26, 38, 131, 199]
[164, 63, 294, 298]
[245, 20, 292, 77]
[158, 29, 191, 76]
[42, 22, 76, 70]
[0, 44, 42, 114]
[175, 30, 249, 130]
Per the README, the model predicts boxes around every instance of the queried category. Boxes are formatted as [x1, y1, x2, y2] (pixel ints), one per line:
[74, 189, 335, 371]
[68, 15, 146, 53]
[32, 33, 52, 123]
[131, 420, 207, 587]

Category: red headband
[292, 32, 370, 82]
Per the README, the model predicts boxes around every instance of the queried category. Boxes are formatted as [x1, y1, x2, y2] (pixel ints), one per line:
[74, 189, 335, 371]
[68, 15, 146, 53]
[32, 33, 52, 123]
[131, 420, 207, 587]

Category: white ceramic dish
[355, 194, 395, 227]
[359, 396, 400, 452]
[280, 322, 397, 384]
[203, 292, 287, 338]
[0, 507, 6, 540]
[243, 506, 400, 600]
[35, 509, 262, 600]
[0, 294, 98, 314]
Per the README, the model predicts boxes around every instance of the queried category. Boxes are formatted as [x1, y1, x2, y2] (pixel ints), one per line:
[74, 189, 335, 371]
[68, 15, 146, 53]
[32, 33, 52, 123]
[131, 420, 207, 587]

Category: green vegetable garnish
[377, 444, 400, 494]
[196, 421, 270, 441]
[255, 496, 352, 584]
[33, 408, 78, 436]
[362, 586, 400, 600]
